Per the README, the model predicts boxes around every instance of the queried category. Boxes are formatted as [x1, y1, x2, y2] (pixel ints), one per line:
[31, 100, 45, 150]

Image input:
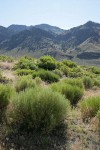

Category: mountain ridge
[0, 21, 100, 66]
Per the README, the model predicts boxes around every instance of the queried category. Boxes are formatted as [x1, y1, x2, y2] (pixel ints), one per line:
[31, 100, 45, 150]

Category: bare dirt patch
[0, 61, 14, 70]
[83, 89, 100, 99]
[2, 70, 16, 81]
[0, 61, 16, 82]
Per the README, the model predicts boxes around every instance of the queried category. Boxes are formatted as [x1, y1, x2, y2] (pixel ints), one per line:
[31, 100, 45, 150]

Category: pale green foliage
[62, 60, 77, 68]
[7, 87, 70, 133]
[15, 76, 36, 92]
[32, 70, 60, 83]
[0, 84, 13, 122]
[83, 76, 94, 89]
[50, 81, 84, 105]
[79, 96, 100, 119]
[38, 55, 57, 70]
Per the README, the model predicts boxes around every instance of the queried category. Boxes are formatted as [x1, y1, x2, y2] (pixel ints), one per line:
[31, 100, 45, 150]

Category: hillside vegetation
[0, 55, 100, 150]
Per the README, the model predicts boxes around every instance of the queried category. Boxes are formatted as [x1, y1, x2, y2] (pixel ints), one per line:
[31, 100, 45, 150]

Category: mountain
[8, 24, 65, 35]
[58, 21, 100, 50]
[0, 21, 100, 66]
[0, 26, 15, 43]
[35, 24, 65, 35]
[0, 27, 55, 50]
[0, 27, 64, 59]
[8, 24, 30, 33]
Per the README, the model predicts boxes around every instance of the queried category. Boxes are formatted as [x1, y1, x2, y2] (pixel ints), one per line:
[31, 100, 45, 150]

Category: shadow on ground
[0, 124, 70, 150]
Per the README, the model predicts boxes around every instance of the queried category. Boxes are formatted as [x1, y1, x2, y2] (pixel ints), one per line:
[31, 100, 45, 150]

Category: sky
[0, 0, 99, 29]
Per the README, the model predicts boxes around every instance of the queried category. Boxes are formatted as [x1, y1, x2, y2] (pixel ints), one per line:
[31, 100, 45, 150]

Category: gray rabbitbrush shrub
[15, 76, 36, 92]
[0, 84, 12, 122]
[79, 96, 100, 120]
[50, 82, 84, 106]
[7, 87, 70, 133]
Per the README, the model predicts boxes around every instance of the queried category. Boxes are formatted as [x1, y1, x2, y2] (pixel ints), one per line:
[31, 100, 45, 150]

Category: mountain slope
[0, 21, 100, 66]
[0, 26, 15, 43]
[8, 24, 65, 35]
[8, 24, 30, 33]
[0, 27, 56, 50]
[58, 21, 100, 50]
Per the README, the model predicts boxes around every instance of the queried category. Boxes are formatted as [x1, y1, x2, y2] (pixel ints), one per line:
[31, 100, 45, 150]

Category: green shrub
[79, 96, 100, 120]
[16, 69, 33, 76]
[13, 56, 37, 70]
[0, 73, 10, 84]
[15, 76, 36, 92]
[50, 82, 83, 105]
[62, 60, 77, 68]
[61, 85, 83, 105]
[69, 72, 78, 78]
[94, 78, 100, 87]
[38, 55, 57, 70]
[53, 69, 63, 77]
[0, 84, 12, 122]
[91, 67, 100, 74]
[69, 67, 83, 78]
[29, 63, 38, 70]
[70, 71, 83, 78]
[7, 88, 70, 133]
[32, 70, 60, 83]
[83, 76, 94, 89]
[0, 55, 13, 62]
[34, 77, 42, 85]
[62, 78, 84, 89]
[60, 65, 70, 77]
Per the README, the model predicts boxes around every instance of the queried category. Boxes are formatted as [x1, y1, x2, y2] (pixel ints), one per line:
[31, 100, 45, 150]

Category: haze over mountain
[0, 21, 100, 66]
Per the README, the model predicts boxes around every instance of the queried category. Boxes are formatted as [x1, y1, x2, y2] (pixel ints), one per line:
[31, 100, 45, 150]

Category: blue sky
[0, 0, 99, 29]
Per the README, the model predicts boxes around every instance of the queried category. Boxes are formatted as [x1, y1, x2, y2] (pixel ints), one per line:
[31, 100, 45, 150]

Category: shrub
[53, 69, 63, 77]
[34, 77, 42, 85]
[7, 88, 70, 133]
[32, 70, 60, 83]
[0, 84, 12, 122]
[0, 55, 13, 62]
[61, 85, 83, 105]
[62, 60, 77, 68]
[91, 67, 100, 74]
[15, 76, 36, 92]
[29, 63, 38, 70]
[50, 82, 84, 105]
[62, 78, 84, 89]
[0, 73, 10, 84]
[79, 96, 100, 120]
[70, 67, 83, 78]
[60, 65, 70, 77]
[13, 56, 37, 70]
[16, 69, 33, 76]
[94, 78, 100, 87]
[38, 55, 57, 70]
[83, 76, 94, 89]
